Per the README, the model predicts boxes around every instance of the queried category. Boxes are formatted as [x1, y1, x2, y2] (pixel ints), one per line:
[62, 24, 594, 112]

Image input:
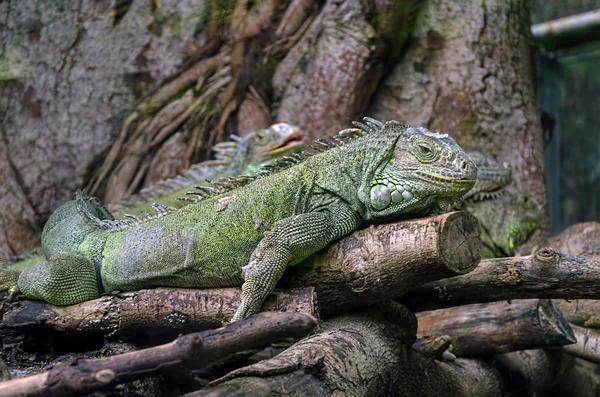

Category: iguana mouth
[265, 129, 305, 155]
[416, 170, 476, 185]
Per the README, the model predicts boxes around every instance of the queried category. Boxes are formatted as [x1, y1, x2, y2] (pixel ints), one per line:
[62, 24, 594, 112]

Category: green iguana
[464, 151, 512, 201]
[0, 118, 477, 322]
[459, 151, 541, 258]
[465, 191, 542, 258]
[4, 123, 304, 271]
[108, 123, 305, 216]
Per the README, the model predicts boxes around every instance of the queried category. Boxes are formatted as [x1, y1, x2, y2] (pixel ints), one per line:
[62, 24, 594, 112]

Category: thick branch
[552, 299, 600, 329]
[546, 221, 600, 256]
[3, 288, 316, 338]
[186, 307, 567, 397]
[400, 247, 600, 312]
[562, 324, 600, 365]
[0, 312, 316, 397]
[290, 210, 480, 316]
[3, 212, 480, 335]
[416, 299, 576, 356]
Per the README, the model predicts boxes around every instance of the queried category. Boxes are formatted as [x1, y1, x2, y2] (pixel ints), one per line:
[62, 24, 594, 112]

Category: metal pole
[532, 9, 600, 50]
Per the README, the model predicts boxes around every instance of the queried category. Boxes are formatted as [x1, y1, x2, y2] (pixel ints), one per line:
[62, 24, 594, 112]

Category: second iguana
[0, 118, 477, 322]
[460, 151, 541, 258]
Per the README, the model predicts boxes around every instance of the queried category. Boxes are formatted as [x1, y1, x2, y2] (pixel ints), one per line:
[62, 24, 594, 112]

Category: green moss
[0, 50, 29, 81]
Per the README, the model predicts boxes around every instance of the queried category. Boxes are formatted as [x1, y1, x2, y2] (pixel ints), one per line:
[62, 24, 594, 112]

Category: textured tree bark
[288, 210, 481, 316]
[185, 307, 567, 397]
[400, 248, 600, 312]
[546, 222, 600, 255]
[2, 212, 480, 337]
[2, 288, 317, 338]
[553, 299, 600, 329]
[0, 312, 317, 397]
[416, 299, 576, 356]
[562, 324, 600, 366]
[0, 0, 209, 259]
[368, 0, 549, 239]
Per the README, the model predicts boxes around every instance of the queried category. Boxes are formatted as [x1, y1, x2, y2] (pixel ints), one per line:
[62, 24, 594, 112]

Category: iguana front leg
[231, 207, 360, 322]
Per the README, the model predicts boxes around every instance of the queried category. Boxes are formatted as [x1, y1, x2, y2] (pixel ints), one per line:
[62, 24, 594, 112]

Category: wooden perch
[561, 324, 600, 365]
[0, 312, 316, 397]
[289, 210, 480, 316]
[3, 288, 316, 338]
[416, 299, 576, 356]
[546, 221, 600, 256]
[185, 306, 568, 397]
[400, 247, 600, 312]
[3, 212, 480, 336]
[553, 299, 600, 329]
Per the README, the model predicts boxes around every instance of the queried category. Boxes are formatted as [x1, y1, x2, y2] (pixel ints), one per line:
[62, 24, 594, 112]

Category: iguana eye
[414, 142, 436, 161]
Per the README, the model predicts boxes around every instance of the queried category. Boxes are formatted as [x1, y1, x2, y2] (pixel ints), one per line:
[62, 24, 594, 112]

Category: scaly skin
[0, 119, 476, 322]
[108, 123, 305, 216]
[464, 151, 512, 201]
[3, 124, 304, 271]
[465, 191, 542, 258]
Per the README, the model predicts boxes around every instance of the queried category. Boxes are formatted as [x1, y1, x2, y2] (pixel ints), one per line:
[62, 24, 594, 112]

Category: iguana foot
[0, 263, 21, 299]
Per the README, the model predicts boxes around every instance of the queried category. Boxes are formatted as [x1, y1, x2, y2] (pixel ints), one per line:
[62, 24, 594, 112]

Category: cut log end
[438, 211, 481, 274]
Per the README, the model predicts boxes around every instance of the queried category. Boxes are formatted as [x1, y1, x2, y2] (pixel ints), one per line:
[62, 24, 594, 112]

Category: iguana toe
[0, 263, 21, 297]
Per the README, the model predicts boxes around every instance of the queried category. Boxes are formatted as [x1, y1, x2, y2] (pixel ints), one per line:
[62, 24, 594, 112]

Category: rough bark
[400, 248, 600, 312]
[562, 324, 600, 366]
[2, 288, 316, 338]
[553, 299, 600, 329]
[368, 0, 549, 238]
[288, 210, 480, 316]
[0, 312, 316, 397]
[273, 0, 414, 138]
[416, 299, 576, 356]
[2, 212, 480, 337]
[546, 221, 600, 256]
[0, 0, 207, 259]
[186, 307, 568, 397]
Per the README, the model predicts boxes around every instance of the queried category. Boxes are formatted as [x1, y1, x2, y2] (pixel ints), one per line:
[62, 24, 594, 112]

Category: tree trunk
[0, 0, 545, 260]
[368, 0, 549, 241]
[0, 0, 208, 258]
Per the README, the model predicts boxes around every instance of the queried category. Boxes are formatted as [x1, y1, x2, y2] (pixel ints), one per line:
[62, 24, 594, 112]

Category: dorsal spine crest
[176, 118, 406, 205]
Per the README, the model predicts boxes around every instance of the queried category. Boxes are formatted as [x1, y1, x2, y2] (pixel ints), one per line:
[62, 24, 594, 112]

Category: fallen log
[0, 312, 316, 397]
[546, 221, 600, 256]
[3, 288, 316, 338]
[552, 299, 600, 329]
[561, 324, 600, 365]
[185, 304, 568, 397]
[400, 247, 600, 312]
[416, 299, 576, 356]
[3, 212, 480, 336]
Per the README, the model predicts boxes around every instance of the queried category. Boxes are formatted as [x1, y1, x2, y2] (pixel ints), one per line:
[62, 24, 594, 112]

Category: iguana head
[354, 120, 477, 220]
[466, 191, 543, 257]
[464, 151, 513, 201]
[232, 123, 304, 174]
